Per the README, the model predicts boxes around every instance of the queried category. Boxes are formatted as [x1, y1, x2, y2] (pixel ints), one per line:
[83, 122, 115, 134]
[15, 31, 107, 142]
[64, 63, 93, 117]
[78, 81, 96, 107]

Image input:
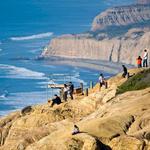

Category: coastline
[40, 56, 134, 74]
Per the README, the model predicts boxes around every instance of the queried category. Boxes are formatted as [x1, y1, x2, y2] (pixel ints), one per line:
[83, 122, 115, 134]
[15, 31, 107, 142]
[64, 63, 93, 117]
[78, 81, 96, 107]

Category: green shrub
[117, 68, 150, 94]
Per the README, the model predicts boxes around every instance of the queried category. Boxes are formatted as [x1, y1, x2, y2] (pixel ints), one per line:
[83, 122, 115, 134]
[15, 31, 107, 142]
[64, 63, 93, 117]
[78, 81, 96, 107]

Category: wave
[10, 32, 53, 41]
[0, 90, 9, 99]
[0, 48, 2, 52]
[0, 64, 47, 80]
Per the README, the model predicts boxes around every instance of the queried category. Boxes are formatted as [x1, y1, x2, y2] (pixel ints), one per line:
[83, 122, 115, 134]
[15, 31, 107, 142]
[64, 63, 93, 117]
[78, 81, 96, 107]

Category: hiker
[72, 125, 80, 135]
[122, 65, 128, 78]
[63, 84, 69, 101]
[68, 82, 74, 100]
[98, 73, 107, 91]
[51, 94, 61, 107]
[143, 49, 148, 67]
[136, 56, 142, 68]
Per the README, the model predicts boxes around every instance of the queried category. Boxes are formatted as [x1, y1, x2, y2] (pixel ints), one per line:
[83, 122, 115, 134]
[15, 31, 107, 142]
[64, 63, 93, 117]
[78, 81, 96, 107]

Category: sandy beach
[41, 56, 134, 74]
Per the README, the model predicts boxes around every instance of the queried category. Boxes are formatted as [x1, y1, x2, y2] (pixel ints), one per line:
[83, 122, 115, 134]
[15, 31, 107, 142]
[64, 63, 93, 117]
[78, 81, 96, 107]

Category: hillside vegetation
[117, 68, 150, 94]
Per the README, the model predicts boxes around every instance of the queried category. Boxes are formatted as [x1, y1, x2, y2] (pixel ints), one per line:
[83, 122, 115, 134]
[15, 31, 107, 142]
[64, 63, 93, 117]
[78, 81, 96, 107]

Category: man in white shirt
[143, 49, 148, 67]
[98, 73, 107, 91]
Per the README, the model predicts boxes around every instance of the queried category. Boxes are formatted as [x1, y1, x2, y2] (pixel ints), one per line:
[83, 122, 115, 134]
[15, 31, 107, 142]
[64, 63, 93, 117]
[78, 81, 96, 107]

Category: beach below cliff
[42, 56, 133, 74]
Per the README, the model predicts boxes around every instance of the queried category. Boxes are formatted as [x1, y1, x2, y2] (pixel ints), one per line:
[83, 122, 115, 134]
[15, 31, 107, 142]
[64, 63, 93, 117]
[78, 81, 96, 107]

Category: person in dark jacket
[68, 82, 74, 100]
[122, 65, 128, 78]
[51, 94, 61, 107]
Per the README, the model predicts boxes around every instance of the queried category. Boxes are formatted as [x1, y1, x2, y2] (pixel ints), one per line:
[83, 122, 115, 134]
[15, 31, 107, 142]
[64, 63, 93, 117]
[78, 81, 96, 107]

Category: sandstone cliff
[41, 3, 150, 65]
[0, 68, 150, 150]
[91, 4, 150, 31]
[42, 28, 150, 65]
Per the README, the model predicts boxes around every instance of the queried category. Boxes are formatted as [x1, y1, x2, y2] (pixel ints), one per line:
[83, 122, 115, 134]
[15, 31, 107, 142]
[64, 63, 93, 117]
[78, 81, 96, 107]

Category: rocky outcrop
[42, 28, 150, 65]
[91, 4, 150, 31]
[0, 68, 150, 150]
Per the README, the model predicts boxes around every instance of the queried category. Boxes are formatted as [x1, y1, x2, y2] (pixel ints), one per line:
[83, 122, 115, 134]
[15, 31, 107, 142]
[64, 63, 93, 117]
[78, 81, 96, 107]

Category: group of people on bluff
[51, 82, 74, 107]
[50, 49, 149, 135]
[51, 49, 149, 106]
[99, 49, 149, 89]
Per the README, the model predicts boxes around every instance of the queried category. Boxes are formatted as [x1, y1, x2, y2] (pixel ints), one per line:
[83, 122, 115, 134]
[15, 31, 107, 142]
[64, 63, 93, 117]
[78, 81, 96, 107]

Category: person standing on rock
[63, 84, 69, 101]
[98, 73, 107, 91]
[143, 49, 148, 67]
[68, 82, 74, 100]
[136, 56, 142, 68]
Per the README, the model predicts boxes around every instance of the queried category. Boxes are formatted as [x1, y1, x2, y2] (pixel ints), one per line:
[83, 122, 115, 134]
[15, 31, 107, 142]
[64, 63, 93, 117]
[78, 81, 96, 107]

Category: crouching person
[51, 94, 61, 107]
[122, 65, 129, 78]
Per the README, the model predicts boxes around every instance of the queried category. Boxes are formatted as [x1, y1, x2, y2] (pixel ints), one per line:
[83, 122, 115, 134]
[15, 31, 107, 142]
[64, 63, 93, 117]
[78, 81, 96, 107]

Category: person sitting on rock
[72, 125, 80, 135]
[51, 94, 61, 107]
[122, 65, 129, 78]
[98, 73, 107, 91]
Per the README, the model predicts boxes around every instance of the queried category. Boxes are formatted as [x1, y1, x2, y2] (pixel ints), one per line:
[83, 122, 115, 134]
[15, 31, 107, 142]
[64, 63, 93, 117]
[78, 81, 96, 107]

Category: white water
[10, 32, 53, 41]
[0, 64, 47, 80]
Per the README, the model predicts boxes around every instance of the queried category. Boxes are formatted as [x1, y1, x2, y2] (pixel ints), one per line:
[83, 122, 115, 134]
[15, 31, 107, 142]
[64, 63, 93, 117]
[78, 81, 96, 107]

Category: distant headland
[41, 1, 150, 66]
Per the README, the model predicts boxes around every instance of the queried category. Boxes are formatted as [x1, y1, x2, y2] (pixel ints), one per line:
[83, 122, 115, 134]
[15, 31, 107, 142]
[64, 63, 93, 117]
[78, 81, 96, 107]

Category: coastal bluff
[91, 4, 150, 31]
[41, 3, 150, 65]
[42, 28, 150, 65]
[0, 68, 150, 150]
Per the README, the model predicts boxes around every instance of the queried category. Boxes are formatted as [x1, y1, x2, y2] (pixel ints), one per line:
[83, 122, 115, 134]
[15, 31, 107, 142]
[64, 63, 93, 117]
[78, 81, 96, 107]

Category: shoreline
[39, 56, 134, 74]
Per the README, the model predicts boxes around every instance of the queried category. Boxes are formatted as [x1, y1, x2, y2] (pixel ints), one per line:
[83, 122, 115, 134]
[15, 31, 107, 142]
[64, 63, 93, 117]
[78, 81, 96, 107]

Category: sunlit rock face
[91, 4, 150, 31]
[41, 3, 150, 65]
[0, 68, 150, 150]
[42, 28, 150, 65]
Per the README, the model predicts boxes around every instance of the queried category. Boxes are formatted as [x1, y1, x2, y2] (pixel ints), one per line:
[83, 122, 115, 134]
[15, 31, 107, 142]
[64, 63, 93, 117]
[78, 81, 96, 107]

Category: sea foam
[0, 64, 47, 80]
[10, 32, 53, 41]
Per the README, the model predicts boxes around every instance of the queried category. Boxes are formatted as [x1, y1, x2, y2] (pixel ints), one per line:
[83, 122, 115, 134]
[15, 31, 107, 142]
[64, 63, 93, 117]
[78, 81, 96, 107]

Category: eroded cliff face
[41, 3, 150, 65]
[91, 4, 150, 31]
[42, 28, 150, 65]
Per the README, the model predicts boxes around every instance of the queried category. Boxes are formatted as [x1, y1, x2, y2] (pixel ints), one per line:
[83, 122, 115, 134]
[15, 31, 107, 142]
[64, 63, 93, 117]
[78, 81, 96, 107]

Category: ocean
[0, 0, 135, 116]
